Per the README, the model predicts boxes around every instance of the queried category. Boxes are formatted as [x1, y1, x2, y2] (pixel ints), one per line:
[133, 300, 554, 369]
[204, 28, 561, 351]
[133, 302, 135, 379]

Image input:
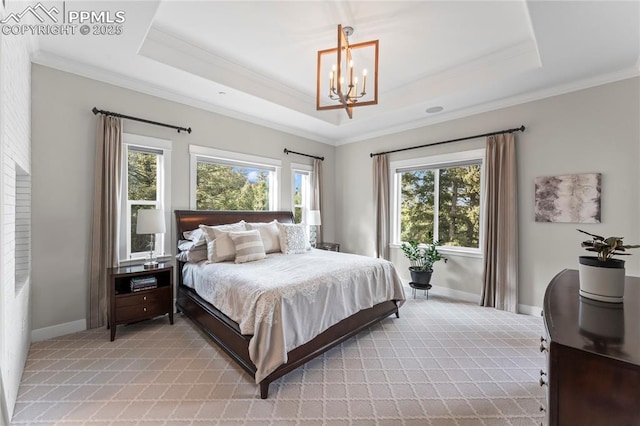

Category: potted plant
[401, 239, 447, 288]
[577, 229, 640, 303]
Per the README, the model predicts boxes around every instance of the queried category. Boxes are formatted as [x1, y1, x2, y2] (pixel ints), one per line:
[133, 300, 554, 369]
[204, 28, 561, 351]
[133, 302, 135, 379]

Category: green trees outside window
[196, 162, 269, 211]
[128, 150, 159, 254]
[400, 163, 481, 248]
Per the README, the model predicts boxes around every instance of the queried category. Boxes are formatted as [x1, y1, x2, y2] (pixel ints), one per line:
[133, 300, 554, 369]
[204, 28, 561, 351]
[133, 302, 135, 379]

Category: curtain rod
[369, 125, 525, 157]
[92, 107, 192, 134]
[284, 148, 324, 161]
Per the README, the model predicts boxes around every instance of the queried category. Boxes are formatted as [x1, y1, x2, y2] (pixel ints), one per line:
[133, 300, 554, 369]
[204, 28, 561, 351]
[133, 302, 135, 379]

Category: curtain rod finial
[187, 128, 192, 134]
[92, 107, 99, 115]
[284, 148, 289, 155]
[520, 125, 525, 132]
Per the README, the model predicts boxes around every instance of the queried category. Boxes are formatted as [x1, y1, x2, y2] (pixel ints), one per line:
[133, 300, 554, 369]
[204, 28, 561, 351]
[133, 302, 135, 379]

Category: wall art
[535, 173, 601, 223]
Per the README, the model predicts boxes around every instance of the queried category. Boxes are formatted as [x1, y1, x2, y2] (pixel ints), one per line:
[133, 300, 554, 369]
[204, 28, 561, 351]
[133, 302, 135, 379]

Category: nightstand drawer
[116, 286, 170, 308]
[116, 301, 168, 323]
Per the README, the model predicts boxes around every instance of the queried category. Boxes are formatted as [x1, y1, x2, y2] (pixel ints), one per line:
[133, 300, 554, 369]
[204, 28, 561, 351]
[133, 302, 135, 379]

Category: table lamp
[306, 210, 321, 248]
[136, 209, 166, 269]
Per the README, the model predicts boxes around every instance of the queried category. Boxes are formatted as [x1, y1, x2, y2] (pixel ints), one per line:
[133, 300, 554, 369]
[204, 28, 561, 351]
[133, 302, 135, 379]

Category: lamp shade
[306, 210, 321, 226]
[136, 209, 166, 234]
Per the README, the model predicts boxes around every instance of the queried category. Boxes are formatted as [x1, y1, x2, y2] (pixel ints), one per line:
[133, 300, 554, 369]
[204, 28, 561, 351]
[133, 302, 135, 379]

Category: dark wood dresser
[541, 269, 640, 425]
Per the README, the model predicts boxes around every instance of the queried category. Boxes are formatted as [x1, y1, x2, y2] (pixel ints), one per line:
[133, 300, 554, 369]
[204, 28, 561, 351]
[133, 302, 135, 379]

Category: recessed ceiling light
[426, 106, 444, 114]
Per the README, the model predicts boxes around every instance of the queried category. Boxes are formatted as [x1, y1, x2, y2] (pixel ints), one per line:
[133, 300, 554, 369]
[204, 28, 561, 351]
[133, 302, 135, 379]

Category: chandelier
[316, 25, 379, 119]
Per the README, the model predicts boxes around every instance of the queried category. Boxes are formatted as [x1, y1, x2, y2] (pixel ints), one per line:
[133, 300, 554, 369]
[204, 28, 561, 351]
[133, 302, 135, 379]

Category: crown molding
[335, 66, 640, 146]
[140, 26, 333, 124]
[30, 51, 336, 145]
[386, 39, 541, 106]
[29, 49, 638, 148]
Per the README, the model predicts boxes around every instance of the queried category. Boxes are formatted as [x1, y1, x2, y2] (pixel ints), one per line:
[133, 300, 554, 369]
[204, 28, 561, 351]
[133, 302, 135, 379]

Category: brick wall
[0, 30, 32, 422]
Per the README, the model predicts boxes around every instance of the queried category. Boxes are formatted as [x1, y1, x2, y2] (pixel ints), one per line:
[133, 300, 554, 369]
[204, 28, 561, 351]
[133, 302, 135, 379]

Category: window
[190, 145, 280, 210]
[391, 149, 484, 253]
[291, 163, 312, 223]
[120, 134, 172, 262]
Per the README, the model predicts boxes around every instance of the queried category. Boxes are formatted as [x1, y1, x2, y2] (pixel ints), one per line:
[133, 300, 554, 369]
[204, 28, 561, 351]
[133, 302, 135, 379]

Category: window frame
[291, 163, 313, 224]
[119, 133, 172, 264]
[189, 145, 281, 211]
[390, 148, 485, 257]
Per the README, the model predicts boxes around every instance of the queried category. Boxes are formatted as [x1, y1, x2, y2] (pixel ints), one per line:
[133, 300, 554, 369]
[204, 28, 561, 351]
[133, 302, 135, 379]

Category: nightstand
[108, 263, 174, 341]
[316, 241, 340, 252]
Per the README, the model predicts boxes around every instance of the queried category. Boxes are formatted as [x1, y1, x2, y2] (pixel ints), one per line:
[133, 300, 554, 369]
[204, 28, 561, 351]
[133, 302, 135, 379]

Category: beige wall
[31, 64, 336, 332]
[336, 77, 640, 310]
[31, 63, 640, 328]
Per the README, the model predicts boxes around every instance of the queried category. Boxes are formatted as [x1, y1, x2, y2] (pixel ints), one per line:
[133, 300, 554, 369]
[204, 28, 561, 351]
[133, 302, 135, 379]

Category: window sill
[389, 243, 482, 259]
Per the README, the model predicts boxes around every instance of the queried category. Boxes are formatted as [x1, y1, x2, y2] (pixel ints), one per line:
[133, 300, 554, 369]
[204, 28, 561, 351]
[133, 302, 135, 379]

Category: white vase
[578, 256, 625, 303]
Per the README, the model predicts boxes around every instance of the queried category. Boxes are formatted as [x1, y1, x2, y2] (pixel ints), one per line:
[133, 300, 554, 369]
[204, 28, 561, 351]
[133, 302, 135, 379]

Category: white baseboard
[403, 280, 543, 317]
[429, 285, 480, 304]
[518, 303, 543, 317]
[31, 319, 86, 342]
[31, 300, 179, 342]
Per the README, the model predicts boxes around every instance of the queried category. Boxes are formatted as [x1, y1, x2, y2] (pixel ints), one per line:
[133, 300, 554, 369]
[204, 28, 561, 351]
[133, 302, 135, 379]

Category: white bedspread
[182, 249, 405, 383]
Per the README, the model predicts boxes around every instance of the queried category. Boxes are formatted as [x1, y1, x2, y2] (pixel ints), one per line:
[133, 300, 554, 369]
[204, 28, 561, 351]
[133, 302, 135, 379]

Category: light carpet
[12, 289, 546, 425]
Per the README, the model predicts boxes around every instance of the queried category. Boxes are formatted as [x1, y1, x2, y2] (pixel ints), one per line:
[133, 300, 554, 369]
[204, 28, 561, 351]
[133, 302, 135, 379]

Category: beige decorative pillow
[229, 230, 266, 263]
[246, 220, 281, 253]
[199, 221, 246, 262]
[276, 222, 310, 254]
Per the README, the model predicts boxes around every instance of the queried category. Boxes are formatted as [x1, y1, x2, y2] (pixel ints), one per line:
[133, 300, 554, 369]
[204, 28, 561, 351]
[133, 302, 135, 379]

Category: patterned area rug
[12, 289, 546, 425]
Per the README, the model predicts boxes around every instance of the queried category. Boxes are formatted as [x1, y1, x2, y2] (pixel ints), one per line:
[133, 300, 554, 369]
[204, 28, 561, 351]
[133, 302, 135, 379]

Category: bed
[174, 210, 405, 398]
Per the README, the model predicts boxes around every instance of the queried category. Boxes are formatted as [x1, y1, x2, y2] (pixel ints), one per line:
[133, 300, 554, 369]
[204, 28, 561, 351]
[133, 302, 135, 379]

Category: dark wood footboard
[177, 284, 399, 398]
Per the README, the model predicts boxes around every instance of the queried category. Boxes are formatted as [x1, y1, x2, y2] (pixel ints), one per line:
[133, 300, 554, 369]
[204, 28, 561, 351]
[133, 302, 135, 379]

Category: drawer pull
[540, 406, 546, 412]
[143, 296, 147, 301]
[540, 336, 547, 343]
[143, 307, 147, 312]
[540, 370, 547, 377]
[539, 343, 548, 353]
[539, 377, 547, 387]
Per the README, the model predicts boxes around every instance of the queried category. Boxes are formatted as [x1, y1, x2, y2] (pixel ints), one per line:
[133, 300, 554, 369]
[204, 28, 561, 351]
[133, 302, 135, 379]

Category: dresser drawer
[116, 286, 170, 308]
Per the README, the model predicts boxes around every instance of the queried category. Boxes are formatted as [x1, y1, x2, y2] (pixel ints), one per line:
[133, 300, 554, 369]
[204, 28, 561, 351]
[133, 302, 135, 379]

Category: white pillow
[183, 228, 206, 247]
[175, 244, 207, 263]
[246, 220, 281, 253]
[199, 221, 246, 262]
[178, 239, 194, 251]
[276, 222, 310, 254]
[229, 230, 266, 263]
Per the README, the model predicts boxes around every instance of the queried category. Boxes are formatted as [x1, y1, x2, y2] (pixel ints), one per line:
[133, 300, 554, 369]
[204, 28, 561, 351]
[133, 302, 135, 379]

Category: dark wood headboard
[174, 210, 295, 241]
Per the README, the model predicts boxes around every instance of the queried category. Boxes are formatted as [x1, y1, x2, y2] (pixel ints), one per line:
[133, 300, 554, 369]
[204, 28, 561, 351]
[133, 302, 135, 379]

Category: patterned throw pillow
[229, 230, 266, 263]
[276, 222, 310, 254]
